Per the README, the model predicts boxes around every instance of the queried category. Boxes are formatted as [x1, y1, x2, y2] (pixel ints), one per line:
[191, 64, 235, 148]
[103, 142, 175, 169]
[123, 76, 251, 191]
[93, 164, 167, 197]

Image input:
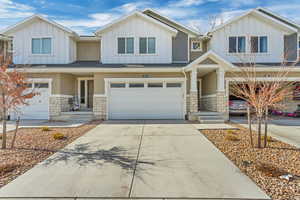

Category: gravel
[201, 123, 300, 200]
[0, 120, 101, 188]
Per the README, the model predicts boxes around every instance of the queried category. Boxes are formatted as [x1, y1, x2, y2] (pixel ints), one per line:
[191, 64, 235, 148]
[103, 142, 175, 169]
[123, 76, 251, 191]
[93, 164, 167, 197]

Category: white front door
[107, 79, 185, 119]
[11, 81, 50, 120]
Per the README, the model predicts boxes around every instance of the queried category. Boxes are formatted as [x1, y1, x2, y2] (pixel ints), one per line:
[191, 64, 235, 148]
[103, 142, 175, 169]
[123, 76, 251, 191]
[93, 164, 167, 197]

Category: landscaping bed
[201, 124, 300, 200]
[0, 120, 101, 188]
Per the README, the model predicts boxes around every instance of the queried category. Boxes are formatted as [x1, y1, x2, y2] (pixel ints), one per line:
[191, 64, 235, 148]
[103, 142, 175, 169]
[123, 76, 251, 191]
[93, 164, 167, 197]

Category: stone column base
[93, 95, 107, 120]
[189, 91, 198, 113]
[49, 95, 72, 119]
[216, 91, 229, 121]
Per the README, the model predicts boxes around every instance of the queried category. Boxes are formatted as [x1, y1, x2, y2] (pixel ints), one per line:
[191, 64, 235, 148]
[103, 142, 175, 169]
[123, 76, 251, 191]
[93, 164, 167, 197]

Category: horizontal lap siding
[101, 16, 173, 64]
[12, 19, 70, 64]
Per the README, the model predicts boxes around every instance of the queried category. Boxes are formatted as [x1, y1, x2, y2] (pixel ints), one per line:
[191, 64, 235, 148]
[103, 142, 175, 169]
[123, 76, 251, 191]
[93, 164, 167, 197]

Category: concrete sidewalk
[231, 117, 300, 148]
[0, 120, 269, 199]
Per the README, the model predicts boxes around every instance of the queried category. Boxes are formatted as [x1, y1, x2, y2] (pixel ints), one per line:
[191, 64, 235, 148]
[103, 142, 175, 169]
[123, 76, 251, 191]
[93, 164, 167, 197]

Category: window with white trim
[32, 38, 52, 54]
[118, 37, 134, 54]
[229, 36, 246, 53]
[251, 36, 268, 53]
[139, 37, 156, 54]
[191, 41, 202, 51]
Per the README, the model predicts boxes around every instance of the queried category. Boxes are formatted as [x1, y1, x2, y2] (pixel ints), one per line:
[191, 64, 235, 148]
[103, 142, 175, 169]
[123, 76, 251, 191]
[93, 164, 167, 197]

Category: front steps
[190, 111, 226, 124]
[52, 111, 94, 122]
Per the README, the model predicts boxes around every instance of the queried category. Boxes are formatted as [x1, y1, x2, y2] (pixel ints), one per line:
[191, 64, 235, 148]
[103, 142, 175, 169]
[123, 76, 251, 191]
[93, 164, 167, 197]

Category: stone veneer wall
[216, 91, 229, 121]
[189, 91, 198, 113]
[200, 95, 217, 111]
[49, 95, 71, 118]
[186, 95, 190, 113]
[93, 95, 107, 120]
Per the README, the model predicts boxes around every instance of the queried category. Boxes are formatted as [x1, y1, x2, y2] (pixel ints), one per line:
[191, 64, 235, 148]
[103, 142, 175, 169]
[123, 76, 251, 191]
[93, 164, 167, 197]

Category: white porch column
[216, 68, 227, 116]
[189, 68, 198, 113]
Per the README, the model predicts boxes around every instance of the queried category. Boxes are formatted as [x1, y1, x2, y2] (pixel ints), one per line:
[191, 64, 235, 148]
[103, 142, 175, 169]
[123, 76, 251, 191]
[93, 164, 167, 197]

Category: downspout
[182, 67, 188, 119]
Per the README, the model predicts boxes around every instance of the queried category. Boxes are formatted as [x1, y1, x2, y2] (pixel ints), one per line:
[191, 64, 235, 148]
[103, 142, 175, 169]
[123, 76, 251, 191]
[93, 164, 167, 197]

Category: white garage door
[11, 82, 50, 120]
[108, 80, 184, 119]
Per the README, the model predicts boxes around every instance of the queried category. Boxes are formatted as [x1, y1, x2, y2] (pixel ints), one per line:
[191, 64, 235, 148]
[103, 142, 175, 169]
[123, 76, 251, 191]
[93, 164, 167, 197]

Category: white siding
[69, 37, 77, 63]
[209, 14, 290, 63]
[11, 18, 71, 64]
[101, 16, 173, 64]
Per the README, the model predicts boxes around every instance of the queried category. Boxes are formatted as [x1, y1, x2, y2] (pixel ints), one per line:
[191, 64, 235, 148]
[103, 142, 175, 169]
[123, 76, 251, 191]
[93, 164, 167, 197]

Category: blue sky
[1, 0, 300, 35]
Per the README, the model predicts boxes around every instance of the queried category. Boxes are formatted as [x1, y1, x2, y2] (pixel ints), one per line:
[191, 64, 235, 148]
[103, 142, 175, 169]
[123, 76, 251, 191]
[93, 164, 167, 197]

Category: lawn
[201, 124, 300, 200]
[0, 120, 101, 188]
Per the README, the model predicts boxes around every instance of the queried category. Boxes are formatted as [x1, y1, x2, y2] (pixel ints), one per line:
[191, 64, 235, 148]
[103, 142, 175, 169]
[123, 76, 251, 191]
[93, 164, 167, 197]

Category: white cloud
[0, 0, 35, 18]
[170, 0, 204, 7]
[113, 2, 150, 13]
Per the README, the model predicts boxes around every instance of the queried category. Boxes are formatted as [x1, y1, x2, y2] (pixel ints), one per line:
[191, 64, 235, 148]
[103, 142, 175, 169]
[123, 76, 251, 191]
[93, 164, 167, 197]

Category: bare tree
[229, 51, 297, 148]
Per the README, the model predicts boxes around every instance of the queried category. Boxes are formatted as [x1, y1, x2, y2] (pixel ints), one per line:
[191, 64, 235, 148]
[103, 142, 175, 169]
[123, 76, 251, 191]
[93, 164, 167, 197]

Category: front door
[79, 79, 94, 110]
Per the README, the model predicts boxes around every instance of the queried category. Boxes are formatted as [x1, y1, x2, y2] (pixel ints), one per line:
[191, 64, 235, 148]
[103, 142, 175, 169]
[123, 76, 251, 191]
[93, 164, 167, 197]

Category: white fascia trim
[94, 94, 107, 97]
[143, 8, 200, 37]
[1, 14, 78, 36]
[12, 67, 183, 73]
[230, 67, 300, 72]
[211, 8, 297, 34]
[184, 50, 236, 71]
[201, 94, 217, 98]
[95, 11, 178, 36]
[226, 77, 300, 81]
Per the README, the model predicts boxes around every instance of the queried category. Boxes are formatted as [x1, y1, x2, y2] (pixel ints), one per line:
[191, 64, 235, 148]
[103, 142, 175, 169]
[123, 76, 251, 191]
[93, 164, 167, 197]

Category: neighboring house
[0, 7, 299, 121]
[0, 34, 12, 61]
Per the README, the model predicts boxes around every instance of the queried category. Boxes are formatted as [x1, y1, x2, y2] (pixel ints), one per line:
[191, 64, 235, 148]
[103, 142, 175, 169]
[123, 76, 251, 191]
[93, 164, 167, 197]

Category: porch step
[192, 111, 226, 124]
[54, 112, 94, 122]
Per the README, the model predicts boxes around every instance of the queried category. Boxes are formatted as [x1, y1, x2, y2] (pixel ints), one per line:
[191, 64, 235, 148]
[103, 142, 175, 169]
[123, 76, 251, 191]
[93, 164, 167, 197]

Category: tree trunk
[247, 106, 254, 147]
[11, 116, 20, 149]
[264, 107, 268, 148]
[1, 92, 6, 149]
[257, 116, 262, 148]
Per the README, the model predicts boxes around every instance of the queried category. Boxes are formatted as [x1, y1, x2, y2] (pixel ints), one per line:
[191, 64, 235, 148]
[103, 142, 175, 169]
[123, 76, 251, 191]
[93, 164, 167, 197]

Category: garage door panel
[108, 83, 184, 120]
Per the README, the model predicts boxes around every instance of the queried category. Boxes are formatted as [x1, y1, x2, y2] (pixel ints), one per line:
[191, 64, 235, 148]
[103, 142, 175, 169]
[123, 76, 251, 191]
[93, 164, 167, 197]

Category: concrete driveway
[231, 117, 300, 148]
[0, 120, 269, 199]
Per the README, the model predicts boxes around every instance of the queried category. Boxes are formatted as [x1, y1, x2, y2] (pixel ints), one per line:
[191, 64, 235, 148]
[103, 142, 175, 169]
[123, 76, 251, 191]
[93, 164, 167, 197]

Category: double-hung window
[139, 37, 156, 54]
[251, 36, 268, 53]
[32, 38, 51, 54]
[118, 37, 134, 54]
[229, 36, 246, 53]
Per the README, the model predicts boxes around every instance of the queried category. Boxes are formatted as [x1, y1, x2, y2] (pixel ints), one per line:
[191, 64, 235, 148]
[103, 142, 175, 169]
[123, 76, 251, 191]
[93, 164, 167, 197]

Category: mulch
[201, 123, 300, 200]
[0, 120, 101, 188]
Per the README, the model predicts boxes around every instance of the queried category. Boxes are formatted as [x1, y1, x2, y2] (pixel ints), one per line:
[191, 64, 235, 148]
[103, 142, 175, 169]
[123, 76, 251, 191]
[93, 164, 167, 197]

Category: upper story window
[118, 37, 134, 54]
[139, 37, 156, 54]
[191, 41, 202, 51]
[229, 36, 245, 53]
[32, 38, 51, 54]
[251, 36, 268, 53]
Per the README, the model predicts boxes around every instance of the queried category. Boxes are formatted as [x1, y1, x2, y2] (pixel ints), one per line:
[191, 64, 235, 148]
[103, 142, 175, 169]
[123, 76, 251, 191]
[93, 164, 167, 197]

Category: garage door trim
[105, 78, 186, 119]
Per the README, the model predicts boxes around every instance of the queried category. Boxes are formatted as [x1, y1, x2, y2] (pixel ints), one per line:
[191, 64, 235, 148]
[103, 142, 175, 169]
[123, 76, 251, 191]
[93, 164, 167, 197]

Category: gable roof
[95, 11, 178, 36]
[143, 8, 201, 37]
[1, 14, 78, 36]
[210, 8, 298, 34]
[184, 50, 237, 71]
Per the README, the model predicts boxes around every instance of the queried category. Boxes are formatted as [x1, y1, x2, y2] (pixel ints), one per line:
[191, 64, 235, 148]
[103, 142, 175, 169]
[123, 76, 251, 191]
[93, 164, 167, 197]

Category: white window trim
[250, 35, 269, 54]
[191, 40, 202, 52]
[30, 37, 53, 56]
[228, 36, 246, 54]
[117, 37, 134, 55]
[138, 37, 156, 55]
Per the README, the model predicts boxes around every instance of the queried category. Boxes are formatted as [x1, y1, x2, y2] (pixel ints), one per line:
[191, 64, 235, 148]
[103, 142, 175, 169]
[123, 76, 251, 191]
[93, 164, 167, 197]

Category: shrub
[227, 130, 237, 135]
[41, 126, 51, 131]
[53, 133, 65, 140]
[261, 136, 275, 142]
[225, 134, 240, 141]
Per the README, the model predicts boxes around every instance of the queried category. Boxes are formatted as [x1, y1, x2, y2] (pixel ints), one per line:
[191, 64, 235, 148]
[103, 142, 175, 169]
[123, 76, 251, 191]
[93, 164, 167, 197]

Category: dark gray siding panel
[190, 39, 207, 61]
[284, 33, 297, 61]
[172, 31, 188, 62]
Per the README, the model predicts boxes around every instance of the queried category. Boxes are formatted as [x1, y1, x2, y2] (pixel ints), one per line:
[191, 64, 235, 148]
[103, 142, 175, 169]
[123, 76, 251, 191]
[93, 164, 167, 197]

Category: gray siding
[284, 33, 298, 61]
[172, 31, 188, 62]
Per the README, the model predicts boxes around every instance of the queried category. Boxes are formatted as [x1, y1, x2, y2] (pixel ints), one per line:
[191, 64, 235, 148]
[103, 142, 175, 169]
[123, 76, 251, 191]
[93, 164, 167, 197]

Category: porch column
[189, 68, 198, 113]
[216, 68, 227, 116]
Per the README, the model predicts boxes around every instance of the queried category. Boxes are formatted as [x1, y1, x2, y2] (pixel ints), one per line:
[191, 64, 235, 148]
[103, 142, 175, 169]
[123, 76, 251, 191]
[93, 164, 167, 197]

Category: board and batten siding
[209, 14, 291, 63]
[101, 16, 173, 64]
[11, 18, 72, 64]
[69, 38, 77, 63]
